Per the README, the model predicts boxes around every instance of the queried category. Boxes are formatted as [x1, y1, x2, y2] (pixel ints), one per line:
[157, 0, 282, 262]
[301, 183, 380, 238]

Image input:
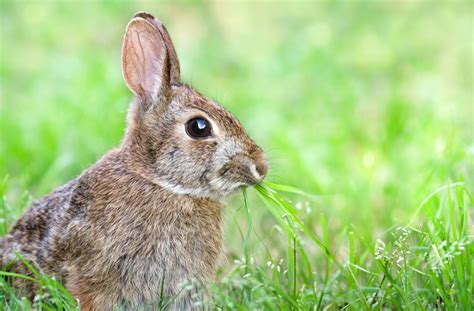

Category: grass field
[1, 1, 473, 309]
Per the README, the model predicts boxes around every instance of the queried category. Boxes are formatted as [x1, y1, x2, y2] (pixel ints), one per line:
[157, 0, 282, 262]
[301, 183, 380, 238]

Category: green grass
[204, 182, 473, 309]
[1, 1, 473, 309]
[1, 252, 78, 310]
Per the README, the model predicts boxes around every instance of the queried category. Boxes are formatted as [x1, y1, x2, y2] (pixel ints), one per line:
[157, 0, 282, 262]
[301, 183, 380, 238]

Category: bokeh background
[0, 0, 472, 268]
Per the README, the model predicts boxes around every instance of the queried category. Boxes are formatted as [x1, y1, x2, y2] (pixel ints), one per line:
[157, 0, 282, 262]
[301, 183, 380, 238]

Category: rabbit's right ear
[122, 15, 180, 104]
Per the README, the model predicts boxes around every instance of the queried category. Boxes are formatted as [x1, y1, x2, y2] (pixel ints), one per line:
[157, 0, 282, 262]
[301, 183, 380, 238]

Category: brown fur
[1, 12, 267, 310]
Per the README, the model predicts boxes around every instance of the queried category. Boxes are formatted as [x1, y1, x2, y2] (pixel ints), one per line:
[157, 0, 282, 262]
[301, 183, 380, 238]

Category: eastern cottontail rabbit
[0, 12, 267, 310]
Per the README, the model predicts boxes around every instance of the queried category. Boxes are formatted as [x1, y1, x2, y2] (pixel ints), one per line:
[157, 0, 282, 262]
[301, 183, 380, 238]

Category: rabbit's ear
[122, 14, 180, 103]
[133, 12, 180, 84]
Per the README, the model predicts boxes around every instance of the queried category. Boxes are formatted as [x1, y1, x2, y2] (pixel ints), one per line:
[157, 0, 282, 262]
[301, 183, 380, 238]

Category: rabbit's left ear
[122, 12, 180, 103]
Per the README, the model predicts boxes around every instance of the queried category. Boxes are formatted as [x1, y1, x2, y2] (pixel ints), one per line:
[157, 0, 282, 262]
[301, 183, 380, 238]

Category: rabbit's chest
[101, 200, 223, 301]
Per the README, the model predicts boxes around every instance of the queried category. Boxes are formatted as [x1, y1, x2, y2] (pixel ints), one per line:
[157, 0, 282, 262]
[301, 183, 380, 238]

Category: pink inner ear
[122, 18, 167, 101]
[131, 13, 180, 85]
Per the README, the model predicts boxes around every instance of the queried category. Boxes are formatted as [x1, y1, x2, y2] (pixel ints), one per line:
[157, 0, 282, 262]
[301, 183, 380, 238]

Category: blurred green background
[0, 1, 472, 258]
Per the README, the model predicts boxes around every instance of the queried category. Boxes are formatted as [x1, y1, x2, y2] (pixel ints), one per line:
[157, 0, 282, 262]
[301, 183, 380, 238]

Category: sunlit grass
[203, 182, 473, 309]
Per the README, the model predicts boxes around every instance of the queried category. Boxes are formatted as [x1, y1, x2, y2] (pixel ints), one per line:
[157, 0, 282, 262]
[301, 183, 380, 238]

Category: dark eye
[185, 117, 213, 139]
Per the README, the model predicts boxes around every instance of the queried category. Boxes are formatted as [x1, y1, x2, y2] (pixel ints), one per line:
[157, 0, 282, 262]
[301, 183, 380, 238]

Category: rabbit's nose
[255, 157, 268, 180]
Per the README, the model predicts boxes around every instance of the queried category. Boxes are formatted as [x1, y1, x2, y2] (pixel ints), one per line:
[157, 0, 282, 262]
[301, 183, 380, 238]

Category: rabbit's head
[121, 12, 267, 199]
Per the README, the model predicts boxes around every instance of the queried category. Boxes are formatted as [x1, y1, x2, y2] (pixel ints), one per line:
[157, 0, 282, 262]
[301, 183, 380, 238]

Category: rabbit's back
[1, 179, 77, 263]
[0, 179, 78, 297]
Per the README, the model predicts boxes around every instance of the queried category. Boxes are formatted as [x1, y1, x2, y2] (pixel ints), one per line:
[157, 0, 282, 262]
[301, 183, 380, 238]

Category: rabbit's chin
[155, 178, 247, 201]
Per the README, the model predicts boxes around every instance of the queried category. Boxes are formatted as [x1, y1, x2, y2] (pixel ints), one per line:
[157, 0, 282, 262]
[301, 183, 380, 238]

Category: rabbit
[0, 11, 268, 310]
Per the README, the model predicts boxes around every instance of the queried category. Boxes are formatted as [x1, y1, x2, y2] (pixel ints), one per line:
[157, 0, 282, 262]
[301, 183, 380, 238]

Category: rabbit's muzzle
[221, 153, 268, 186]
[255, 156, 268, 179]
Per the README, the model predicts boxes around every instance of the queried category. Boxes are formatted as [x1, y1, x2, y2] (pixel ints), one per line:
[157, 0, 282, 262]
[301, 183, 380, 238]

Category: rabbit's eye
[186, 117, 213, 139]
